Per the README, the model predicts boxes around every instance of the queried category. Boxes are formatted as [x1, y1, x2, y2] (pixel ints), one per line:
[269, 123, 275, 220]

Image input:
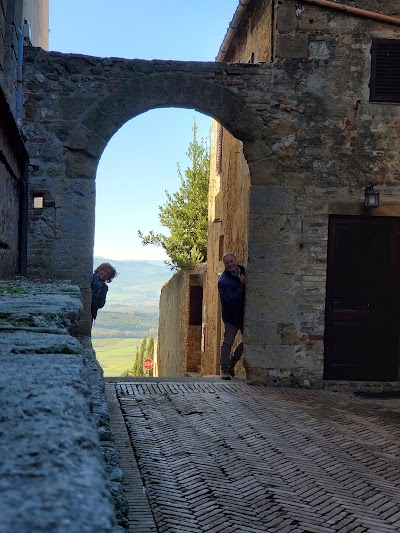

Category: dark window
[219, 235, 224, 261]
[189, 286, 203, 325]
[370, 38, 400, 103]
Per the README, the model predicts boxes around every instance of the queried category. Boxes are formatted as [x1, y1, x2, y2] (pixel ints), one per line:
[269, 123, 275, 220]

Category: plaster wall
[224, 0, 272, 63]
[157, 265, 206, 377]
[157, 271, 188, 377]
[23, 0, 49, 49]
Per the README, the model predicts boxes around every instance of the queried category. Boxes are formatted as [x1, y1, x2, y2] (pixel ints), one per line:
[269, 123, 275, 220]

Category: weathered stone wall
[0, 0, 27, 278]
[204, 120, 250, 376]
[0, 0, 47, 278]
[0, 99, 26, 277]
[206, 0, 400, 385]
[21, 51, 270, 335]
[186, 325, 202, 372]
[21, 1, 400, 383]
[157, 265, 206, 376]
[245, 0, 400, 385]
[157, 272, 188, 377]
[0, 281, 125, 530]
[0, 0, 22, 108]
[224, 0, 273, 63]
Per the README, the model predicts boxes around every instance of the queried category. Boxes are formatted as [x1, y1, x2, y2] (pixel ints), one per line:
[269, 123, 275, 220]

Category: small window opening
[189, 286, 203, 326]
[370, 38, 400, 103]
[33, 196, 44, 208]
[219, 235, 224, 261]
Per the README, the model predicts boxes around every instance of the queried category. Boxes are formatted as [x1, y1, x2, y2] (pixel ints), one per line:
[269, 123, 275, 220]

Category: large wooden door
[324, 216, 400, 381]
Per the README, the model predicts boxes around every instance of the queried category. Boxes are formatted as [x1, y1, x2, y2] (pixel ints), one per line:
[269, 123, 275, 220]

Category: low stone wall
[0, 280, 127, 531]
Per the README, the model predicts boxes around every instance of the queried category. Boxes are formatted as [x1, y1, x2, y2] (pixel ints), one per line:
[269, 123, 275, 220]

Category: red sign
[143, 358, 154, 370]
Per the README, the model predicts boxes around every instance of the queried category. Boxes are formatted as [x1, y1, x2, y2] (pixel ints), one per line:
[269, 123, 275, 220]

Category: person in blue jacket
[218, 252, 246, 380]
[91, 262, 117, 323]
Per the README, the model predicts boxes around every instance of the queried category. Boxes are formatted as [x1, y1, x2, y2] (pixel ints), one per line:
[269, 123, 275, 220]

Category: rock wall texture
[0, 0, 29, 278]
[204, 0, 400, 385]
[0, 281, 126, 531]
[19, 0, 400, 384]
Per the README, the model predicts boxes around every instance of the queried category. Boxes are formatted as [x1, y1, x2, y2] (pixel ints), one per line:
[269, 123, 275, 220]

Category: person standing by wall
[218, 252, 246, 380]
[91, 262, 117, 323]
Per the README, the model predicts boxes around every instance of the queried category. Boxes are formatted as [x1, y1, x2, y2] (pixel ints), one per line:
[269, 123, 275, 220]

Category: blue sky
[49, 1, 239, 261]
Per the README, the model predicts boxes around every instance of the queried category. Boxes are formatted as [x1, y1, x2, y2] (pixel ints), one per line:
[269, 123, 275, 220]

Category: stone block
[275, 32, 309, 59]
[65, 150, 97, 179]
[247, 242, 303, 273]
[244, 320, 279, 346]
[244, 344, 295, 369]
[0, 353, 117, 531]
[58, 95, 97, 120]
[55, 178, 95, 210]
[250, 185, 295, 214]
[248, 213, 297, 245]
[248, 157, 283, 186]
[276, 1, 298, 32]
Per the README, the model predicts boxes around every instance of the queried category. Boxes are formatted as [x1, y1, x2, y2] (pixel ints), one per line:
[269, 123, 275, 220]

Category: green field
[92, 337, 142, 376]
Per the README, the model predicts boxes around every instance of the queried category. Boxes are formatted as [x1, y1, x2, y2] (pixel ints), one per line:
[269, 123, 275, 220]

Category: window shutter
[370, 38, 400, 103]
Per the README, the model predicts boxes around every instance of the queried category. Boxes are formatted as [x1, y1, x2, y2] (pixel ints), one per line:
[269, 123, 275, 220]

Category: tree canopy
[138, 118, 210, 270]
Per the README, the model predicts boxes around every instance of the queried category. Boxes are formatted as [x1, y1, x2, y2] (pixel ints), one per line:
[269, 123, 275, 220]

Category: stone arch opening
[91, 107, 213, 377]
[24, 52, 275, 380]
[54, 67, 270, 334]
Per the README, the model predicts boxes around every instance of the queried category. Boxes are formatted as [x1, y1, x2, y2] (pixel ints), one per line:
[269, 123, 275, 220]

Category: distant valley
[92, 257, 173, 339]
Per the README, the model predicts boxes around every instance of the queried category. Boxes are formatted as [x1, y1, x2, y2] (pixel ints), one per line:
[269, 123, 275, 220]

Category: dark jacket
[218, 265, 246, 329]
[91, 272, 108, 320]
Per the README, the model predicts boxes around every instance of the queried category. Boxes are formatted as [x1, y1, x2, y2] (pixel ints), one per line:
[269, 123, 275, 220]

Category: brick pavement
[107, 379, 400, 532]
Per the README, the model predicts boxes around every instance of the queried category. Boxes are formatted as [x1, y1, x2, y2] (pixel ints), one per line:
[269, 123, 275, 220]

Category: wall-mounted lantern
[364, 185, 380, 208]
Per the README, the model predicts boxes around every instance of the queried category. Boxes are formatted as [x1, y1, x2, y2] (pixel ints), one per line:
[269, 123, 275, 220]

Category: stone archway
[23, 50, 273, 335]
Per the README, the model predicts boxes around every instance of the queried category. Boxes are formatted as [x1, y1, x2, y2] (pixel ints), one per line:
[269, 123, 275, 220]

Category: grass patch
[0, 285, 28, 295]
[92, 337, 143, 377]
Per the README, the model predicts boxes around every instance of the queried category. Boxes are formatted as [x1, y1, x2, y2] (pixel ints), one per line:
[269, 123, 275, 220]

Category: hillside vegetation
[92, 310, 158, 339]
[92, 257, 171, 338]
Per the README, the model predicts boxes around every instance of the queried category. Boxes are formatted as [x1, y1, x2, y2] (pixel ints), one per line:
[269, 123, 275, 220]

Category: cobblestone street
[105, 380, 400, 533]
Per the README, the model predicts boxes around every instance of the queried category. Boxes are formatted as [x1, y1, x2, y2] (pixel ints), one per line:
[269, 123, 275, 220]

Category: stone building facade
[202, 0, 400, 384]
[0, 0, 48, 278]
[19, 0, 400, 385]
[157, 265, 205, 377]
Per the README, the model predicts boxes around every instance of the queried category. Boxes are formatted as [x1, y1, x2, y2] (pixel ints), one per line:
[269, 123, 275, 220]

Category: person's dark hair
[95, 262, 117, 282]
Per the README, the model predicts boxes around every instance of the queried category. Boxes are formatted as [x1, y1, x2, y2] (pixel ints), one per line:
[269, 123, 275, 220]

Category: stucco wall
[224, 0, 272, 63]
[157, 271, 188, 377]
[23, 0, 49, 49]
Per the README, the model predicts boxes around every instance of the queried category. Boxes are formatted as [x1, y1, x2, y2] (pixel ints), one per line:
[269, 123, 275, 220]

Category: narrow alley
[105, 379, 400, 533]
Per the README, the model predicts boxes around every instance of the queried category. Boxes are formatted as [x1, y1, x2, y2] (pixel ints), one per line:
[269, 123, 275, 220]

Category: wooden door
[324, 216, 400, 381]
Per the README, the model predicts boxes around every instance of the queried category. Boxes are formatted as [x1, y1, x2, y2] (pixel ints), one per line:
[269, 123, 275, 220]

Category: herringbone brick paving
[107, 380, 400, 532]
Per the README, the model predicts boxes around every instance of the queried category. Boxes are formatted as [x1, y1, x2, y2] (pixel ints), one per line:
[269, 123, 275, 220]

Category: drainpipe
[302, 0, 400, 27]
[16, 27, 24, 126]
[216, 0, 252, 61]
[18, 161, 28, 276]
